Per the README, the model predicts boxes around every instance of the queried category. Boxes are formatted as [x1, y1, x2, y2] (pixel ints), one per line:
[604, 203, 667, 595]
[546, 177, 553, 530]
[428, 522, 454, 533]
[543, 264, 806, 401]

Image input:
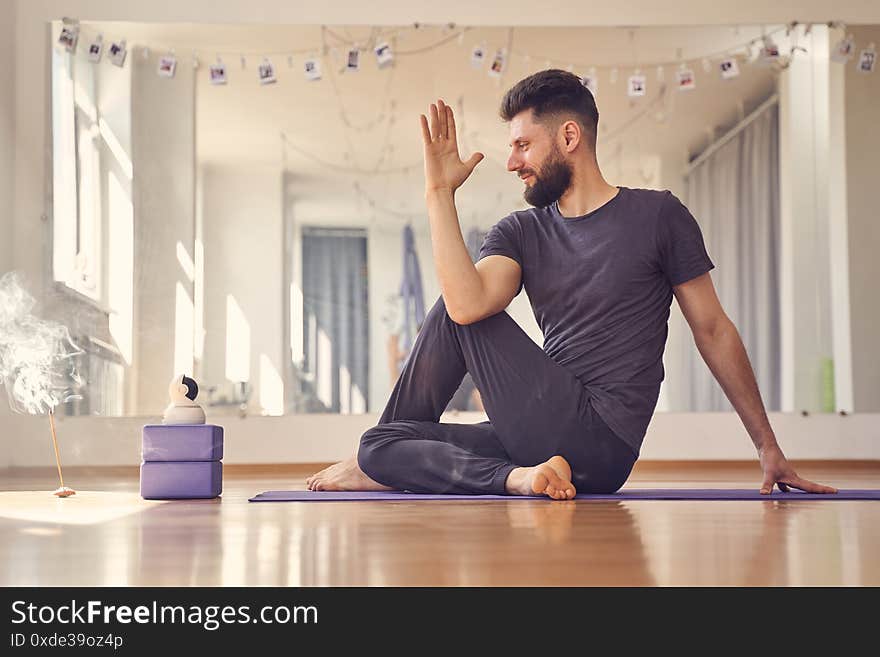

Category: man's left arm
[673, 273, 838, 494]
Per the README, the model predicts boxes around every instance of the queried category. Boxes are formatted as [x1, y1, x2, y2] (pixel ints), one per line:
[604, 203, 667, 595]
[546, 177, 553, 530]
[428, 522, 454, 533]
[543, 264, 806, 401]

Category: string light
[59, 16, 871, 178]
[281, 131, 419, 176]
[62, 20, 845, 81]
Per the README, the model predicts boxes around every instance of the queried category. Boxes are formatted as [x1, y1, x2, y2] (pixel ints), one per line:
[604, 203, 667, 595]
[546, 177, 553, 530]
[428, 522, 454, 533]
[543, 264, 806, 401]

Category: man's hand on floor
[758, 443, 839, 495]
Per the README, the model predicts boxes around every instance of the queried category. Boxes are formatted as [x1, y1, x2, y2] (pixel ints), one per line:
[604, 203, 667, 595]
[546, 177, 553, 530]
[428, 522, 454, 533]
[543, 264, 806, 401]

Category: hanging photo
[857, 46, 876, 73]
[108, 40, 127, 67]
[58, 25, 79, 53]
[304, 57, 322, 81]
[627, 74, 646, 97]
[579, 74, 597, 98]
[157, 54, 177, 78]
[346, 48, 360, 73]
[471, 44, 486, 69]
[374, 41, 393, 68]
[488, 49, 506, 78]
[209, 61, 228, 85]
[719, 58, 740, 79]
[87, 35, 103, 62]
[258, 58, 277, 85]
[831, 34, 856, 62]
[677, 68, 696, 91]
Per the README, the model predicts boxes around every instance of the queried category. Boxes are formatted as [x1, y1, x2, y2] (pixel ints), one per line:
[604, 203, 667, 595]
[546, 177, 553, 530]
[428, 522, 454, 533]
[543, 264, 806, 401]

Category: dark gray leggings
[357, 295, 638, 495]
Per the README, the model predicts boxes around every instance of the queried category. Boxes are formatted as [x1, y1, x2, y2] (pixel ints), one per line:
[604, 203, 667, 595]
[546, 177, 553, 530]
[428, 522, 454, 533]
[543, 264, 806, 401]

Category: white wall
[0, 0, 15, 469]
[778, 28, 835, 413]
[131, 46, 196, 414]
[199, 164, 283, 415]
[4, 409, 877, 467]
[828, 27, 855, 416]
[845, 26, 880, 412]
[4, 1, 880, 469]
[0, 0, 13, 276]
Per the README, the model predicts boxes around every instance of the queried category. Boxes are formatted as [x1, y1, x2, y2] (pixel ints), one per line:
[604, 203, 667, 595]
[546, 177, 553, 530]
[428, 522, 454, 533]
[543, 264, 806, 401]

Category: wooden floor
[0, 462, 878, 586]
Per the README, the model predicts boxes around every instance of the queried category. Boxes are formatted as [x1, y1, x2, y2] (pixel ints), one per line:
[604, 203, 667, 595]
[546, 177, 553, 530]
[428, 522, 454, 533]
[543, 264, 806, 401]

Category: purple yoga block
[142, 424, 224, 462]
[140, 461, 223, 499]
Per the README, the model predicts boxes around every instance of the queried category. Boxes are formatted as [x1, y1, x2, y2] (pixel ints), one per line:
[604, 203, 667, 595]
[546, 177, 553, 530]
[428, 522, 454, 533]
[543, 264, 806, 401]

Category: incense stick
[48, 410, 74, 497]
[48, 410, 64, 487]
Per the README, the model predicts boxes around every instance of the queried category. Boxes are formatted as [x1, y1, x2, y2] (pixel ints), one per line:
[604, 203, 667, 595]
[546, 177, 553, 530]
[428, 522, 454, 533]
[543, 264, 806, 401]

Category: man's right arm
[424, 189, 522, 325]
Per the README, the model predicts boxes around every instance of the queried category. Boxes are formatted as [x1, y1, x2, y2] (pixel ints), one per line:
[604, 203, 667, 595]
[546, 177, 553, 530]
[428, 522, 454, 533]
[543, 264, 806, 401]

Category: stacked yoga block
[140, 424, 224, 499]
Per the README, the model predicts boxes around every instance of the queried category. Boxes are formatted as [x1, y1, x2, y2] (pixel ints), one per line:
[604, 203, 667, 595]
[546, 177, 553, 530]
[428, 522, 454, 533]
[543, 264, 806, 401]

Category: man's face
[506, 111, 573, 208]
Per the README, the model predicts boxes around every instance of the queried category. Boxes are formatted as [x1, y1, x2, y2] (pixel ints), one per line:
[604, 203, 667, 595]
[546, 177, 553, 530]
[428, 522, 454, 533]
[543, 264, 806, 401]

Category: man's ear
[562, 120, 580, 151]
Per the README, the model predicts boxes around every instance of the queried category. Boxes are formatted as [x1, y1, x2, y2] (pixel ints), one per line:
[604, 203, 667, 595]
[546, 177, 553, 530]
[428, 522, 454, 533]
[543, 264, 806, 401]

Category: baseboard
[1, 410, 878, 467]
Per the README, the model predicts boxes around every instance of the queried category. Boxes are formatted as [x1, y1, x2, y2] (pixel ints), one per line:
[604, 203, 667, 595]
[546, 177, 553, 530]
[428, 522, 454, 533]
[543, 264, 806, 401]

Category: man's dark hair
[499, 69, 599, 152]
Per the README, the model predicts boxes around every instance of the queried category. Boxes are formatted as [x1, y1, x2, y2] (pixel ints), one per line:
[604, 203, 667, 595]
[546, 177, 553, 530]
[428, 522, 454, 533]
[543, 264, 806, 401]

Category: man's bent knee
[357, 426, 384, 479]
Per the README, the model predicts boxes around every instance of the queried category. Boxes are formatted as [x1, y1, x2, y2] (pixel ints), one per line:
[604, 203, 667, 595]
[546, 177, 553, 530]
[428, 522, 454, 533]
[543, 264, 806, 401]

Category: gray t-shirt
[478, 186, 715, 456]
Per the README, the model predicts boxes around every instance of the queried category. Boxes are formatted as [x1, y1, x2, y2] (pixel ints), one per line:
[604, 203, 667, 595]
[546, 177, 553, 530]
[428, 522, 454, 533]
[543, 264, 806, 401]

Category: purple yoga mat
[249, 489, 879, 502]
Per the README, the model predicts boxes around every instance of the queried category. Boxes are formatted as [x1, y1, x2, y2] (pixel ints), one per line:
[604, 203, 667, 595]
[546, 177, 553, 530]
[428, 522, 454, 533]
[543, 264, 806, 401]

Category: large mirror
[35, 21, 879, 418]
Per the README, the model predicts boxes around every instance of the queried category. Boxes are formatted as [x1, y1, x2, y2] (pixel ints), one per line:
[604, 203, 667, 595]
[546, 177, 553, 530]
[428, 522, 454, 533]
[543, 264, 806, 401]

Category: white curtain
[674, 99, 781, 411]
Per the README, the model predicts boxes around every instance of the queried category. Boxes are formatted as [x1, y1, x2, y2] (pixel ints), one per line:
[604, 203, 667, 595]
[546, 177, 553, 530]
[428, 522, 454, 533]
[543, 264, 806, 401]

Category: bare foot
[505, 455, 576, 500]
[306, 456, 394, 492]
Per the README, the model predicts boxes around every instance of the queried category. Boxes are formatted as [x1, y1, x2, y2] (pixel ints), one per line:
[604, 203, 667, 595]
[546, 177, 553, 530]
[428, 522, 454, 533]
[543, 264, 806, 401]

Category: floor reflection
[0, 475, 878, 586]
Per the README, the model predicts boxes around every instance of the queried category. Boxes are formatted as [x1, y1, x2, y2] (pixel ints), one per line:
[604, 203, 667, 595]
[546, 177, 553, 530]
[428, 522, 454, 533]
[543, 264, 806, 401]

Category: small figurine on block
[140, 374, 224, 500]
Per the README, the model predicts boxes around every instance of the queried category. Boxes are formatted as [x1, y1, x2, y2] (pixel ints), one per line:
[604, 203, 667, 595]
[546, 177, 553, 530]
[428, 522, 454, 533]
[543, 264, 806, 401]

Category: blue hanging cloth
[398, 223, 425, 357]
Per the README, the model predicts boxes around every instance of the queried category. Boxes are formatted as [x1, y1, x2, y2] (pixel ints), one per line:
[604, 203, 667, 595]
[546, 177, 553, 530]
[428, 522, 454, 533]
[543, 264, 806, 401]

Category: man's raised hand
[420, 98, 484, 194]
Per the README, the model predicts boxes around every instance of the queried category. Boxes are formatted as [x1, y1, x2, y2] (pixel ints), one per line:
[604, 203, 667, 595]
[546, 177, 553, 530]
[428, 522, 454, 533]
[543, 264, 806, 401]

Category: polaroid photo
[488, 49, 506, 78]
[304, 57, 322, 81]
[471, 44, 486, 69]
[157, 54, 177, 78]
[209, 62, 228, 85]
[579, 75, 597, 98]
[719, 58, 740, 79]
[677, 68, 696, 91]
[374, 41, 393, 68]
[87, 36, 103, 63]
[857, 47, 876, 73]
[108, 40, 127, 68]
[58, 25, 79, 53]
[832, 35, 856, 62]
[627, 74, 646, 97]
[258, 59, 277, 85]
[346, 48, 360, 73]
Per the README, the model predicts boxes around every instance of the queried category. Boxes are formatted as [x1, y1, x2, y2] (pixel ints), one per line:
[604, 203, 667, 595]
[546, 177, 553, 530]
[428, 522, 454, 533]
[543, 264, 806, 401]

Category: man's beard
[522, 144, 573, 208]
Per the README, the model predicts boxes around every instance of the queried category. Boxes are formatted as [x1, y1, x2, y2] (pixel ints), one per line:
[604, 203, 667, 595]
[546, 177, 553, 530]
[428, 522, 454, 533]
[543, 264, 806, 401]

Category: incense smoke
[0, 271, 85, 414]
